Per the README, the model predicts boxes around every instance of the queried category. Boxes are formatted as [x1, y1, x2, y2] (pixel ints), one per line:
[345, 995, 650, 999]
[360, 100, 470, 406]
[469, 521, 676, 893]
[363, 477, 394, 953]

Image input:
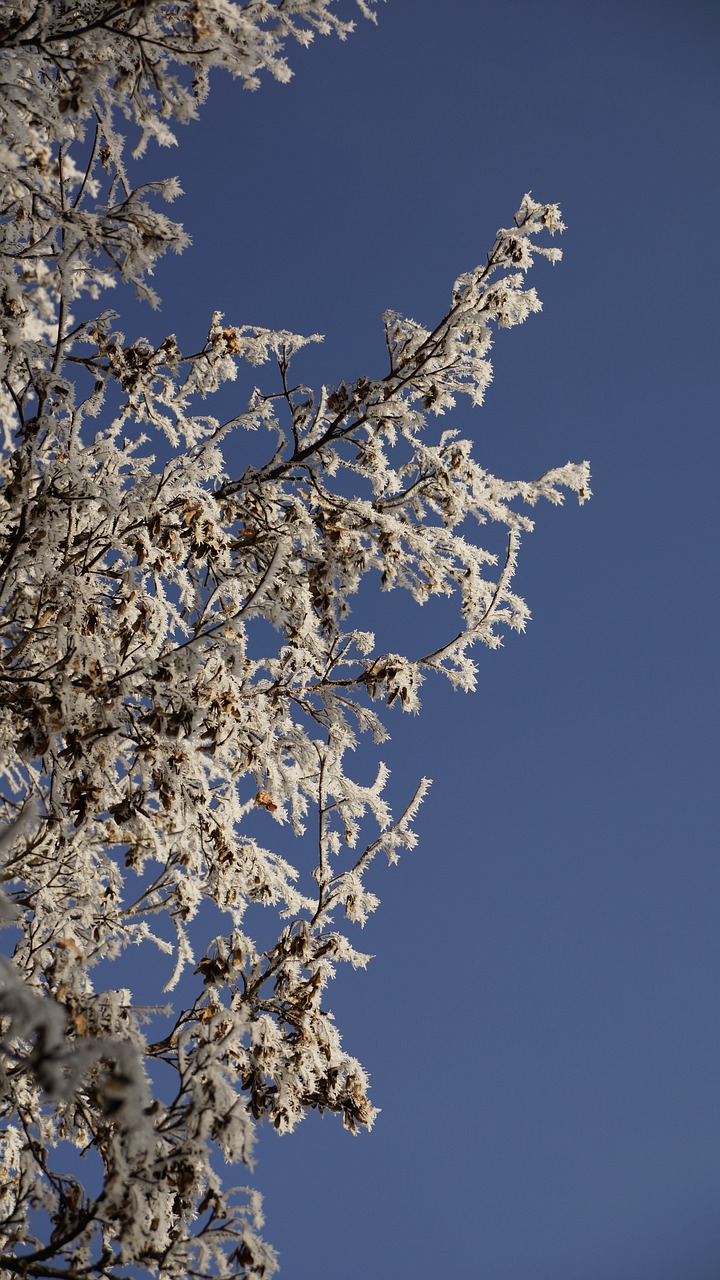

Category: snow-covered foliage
[0, 2, 589, 1276]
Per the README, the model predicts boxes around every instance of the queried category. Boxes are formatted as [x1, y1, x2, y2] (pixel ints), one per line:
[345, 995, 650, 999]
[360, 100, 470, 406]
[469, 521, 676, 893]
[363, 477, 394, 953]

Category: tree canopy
[0, 3, 589, 1275]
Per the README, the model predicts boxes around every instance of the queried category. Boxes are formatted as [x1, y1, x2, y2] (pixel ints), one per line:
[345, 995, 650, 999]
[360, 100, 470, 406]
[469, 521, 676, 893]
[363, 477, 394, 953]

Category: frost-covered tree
[0, 2, 589, 1276]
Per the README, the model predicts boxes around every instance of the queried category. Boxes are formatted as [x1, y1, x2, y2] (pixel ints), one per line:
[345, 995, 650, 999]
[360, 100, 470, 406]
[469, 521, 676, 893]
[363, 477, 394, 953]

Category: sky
[120, 2, 720, 1277]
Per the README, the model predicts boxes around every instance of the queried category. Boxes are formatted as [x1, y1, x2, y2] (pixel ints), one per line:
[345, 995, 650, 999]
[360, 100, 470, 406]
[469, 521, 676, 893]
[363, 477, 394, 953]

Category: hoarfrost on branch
[0, 2, 589, 1275]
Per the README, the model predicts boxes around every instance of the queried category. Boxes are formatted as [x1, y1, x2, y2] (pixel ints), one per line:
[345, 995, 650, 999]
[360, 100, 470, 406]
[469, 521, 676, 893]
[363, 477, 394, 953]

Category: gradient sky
[120, 2, 720, 1277]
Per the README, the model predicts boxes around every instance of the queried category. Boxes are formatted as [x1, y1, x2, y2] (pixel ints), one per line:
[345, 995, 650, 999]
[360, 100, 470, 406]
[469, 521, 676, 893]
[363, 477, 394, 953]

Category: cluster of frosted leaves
[0, 5, 589, 1278]
[0, 0, 377, 396]
[0, 196, 588, 1276]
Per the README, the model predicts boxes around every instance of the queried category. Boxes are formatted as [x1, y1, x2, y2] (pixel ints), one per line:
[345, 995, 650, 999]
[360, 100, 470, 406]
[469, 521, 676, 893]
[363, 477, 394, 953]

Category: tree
[0, 2, 589, 1276]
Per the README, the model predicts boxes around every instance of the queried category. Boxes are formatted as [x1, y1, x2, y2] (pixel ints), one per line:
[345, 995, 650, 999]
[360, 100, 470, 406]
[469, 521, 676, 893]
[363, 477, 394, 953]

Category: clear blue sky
[127, 2, 720, 1276]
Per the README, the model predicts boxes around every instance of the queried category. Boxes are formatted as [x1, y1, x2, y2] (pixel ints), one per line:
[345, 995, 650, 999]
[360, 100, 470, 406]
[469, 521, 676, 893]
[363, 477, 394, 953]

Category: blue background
[121, 2, 720, 1277]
